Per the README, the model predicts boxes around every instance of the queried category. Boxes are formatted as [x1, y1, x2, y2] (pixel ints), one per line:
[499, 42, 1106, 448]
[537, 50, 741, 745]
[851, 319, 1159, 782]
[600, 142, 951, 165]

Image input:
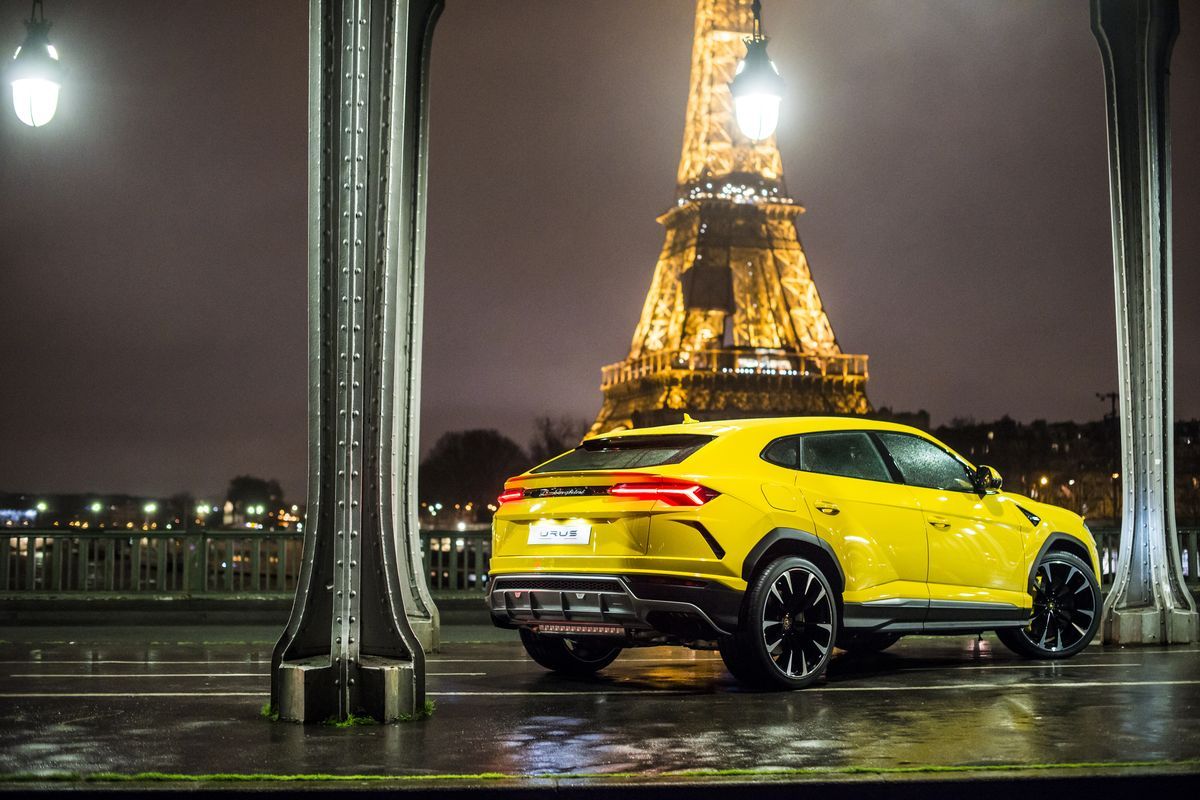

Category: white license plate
[527, 522, 592, 545]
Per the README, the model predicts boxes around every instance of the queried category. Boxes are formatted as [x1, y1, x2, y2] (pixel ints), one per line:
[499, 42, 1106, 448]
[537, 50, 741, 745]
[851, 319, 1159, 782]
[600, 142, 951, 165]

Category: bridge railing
[600, 348, 869, 390]
[0, 525, 1196, 597]
[0, 528, 493, 597]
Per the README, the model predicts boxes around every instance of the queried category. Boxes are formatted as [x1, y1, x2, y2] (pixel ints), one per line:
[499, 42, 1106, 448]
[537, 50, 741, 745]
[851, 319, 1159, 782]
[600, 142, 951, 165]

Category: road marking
[898, 662, 1140, 672]
[0, 692, 271, 698]
[427, 690, 695, 696]
[6, 672, 485, 678]
[0, 660, 271, 665]
[3, 678, 1197, 700]
[430, 679, 1200, 697]
[814, 679, 1200, 692]
[427, 657, 721, 664]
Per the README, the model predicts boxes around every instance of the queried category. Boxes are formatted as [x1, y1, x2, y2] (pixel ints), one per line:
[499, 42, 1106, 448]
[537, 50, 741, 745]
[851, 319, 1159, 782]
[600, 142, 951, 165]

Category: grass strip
[3, 758, 1198, 784]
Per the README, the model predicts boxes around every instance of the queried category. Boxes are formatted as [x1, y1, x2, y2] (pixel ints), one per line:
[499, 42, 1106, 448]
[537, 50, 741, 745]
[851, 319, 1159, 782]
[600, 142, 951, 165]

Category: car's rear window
[530, 434, 714, 474]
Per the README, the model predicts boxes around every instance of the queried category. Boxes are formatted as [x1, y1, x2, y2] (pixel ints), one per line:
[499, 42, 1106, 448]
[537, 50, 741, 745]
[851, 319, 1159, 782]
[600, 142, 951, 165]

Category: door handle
[928, 517, 951, 530]
[814, 501, 840, 516]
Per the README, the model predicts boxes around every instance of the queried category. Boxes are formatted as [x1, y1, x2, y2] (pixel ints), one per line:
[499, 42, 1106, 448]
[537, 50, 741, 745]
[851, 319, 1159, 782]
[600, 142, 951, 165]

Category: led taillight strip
[607, 481, 718, 506]
[497, 488, 525, 505]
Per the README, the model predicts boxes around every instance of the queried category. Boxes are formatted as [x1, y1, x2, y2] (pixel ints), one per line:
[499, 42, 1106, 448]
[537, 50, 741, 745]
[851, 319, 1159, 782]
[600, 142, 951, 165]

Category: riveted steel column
[271, 0, 443, 723]
[1093, 0, 1198, 645]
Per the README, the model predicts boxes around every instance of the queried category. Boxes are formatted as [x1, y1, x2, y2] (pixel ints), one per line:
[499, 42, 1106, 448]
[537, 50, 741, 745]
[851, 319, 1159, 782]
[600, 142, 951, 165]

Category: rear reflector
[536, 622, 626, 637]
[608, 481, 718, 506]
[497, 488, 525, 505]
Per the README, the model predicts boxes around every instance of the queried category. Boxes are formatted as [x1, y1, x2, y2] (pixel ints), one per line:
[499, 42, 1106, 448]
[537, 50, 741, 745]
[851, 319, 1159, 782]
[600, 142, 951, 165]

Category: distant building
[935, 418, 1200, 523]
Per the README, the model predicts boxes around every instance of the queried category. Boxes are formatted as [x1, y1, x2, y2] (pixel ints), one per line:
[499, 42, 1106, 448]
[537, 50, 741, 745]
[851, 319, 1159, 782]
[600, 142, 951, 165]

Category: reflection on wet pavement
[0, 627, 1197, 777]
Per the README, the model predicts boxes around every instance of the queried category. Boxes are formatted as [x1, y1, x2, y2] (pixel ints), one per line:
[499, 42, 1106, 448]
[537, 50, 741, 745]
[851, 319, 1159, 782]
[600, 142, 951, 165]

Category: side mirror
[973, 465, 1003, 493]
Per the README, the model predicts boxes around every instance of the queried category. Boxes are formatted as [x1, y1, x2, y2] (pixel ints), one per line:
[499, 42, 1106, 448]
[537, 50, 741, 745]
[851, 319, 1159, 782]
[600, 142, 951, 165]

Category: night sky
[1, 0, 1197, 501]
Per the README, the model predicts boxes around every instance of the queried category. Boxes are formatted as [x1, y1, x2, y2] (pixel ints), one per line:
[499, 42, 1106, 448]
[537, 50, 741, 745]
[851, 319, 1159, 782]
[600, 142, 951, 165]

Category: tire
[717, 635, 759, 684]
[721, 556, 838, 690]
[997, 550, 1100, 659]
[839, 632, 902, 654]
[518, 628, 622, 675]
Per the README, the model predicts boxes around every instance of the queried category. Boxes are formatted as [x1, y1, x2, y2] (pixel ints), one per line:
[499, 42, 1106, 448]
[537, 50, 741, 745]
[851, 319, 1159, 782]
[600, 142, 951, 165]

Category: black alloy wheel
[997, 550, 1100, 659]
[721, 556, 838, 689]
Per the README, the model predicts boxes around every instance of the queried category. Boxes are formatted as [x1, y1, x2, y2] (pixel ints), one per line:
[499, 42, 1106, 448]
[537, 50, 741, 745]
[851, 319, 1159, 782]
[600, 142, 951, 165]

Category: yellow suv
[488, 417, 1102, 689]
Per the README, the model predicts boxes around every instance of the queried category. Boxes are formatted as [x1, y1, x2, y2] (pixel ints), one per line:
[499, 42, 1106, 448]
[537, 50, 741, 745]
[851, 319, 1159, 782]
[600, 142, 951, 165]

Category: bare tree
[529, 415, 589, 465]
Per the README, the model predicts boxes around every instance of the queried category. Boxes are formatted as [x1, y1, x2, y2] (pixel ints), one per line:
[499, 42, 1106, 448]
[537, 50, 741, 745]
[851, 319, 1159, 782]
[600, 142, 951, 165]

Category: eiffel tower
[592, 0, 871, 434]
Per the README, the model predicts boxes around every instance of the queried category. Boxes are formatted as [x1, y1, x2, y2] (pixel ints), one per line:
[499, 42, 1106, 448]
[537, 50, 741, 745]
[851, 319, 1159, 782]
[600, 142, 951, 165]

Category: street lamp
[7, 0, 62, 128]
[729, 0, 783, 142]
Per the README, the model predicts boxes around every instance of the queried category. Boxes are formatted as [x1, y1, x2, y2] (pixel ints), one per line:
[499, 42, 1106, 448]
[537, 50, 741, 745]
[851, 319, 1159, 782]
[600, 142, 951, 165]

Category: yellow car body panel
[489, 417, 1100, 639]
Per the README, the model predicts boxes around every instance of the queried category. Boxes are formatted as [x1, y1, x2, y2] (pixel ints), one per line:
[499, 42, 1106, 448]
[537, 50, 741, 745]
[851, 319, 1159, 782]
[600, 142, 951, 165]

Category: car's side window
[798, 432, 893, 483]
[761, 436, 801, 469]
[877, 432, 974, 492]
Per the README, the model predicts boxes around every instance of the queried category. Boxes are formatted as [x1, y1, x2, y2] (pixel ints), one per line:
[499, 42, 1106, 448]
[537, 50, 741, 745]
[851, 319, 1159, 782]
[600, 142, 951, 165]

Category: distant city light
[89, 501, 102, 513]
[144, 502, 157, 514]
[456, 521, 466, 532]
[35, 501, 47, 512]
[1039, 476, 1049, 486]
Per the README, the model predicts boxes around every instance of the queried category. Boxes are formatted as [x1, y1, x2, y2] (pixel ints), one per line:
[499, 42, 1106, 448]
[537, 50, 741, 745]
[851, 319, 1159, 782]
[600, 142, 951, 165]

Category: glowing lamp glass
[11, 77, 58, 126]
[733, 92, 781, 142]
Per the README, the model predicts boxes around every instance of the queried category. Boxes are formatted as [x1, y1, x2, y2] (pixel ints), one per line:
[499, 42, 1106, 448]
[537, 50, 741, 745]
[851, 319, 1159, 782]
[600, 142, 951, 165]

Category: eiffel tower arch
[592, 0, 870, 434]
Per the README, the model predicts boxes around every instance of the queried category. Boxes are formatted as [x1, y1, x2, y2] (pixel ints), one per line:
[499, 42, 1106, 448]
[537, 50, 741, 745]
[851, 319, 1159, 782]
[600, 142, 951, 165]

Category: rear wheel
[518, 628, 622, 675]
[997, 551, 1100, 659]
[720, 556, 838, 690]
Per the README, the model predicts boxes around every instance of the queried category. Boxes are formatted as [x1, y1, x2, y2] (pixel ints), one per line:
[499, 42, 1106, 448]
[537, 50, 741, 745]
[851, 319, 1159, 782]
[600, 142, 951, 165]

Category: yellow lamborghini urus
[488, 418, 1102, 689]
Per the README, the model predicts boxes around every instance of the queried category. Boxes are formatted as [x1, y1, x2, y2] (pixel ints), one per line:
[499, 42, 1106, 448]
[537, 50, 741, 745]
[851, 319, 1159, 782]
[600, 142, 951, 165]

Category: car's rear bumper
[487, 573, 743, 640]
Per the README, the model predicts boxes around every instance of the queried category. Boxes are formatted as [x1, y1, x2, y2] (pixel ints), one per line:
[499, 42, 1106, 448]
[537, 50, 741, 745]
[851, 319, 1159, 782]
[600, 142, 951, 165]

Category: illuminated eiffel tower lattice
[591, 0, 871, 434]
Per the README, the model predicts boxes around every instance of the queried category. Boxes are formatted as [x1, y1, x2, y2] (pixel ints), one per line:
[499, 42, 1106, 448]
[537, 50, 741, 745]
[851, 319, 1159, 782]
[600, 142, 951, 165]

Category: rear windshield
[530, 434, 714, 474]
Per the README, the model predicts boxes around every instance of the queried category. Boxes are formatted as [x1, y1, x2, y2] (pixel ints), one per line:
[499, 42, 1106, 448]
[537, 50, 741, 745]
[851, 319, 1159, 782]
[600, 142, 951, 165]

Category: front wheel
[518, 628, 622, 675]
[720, 556, 838, 690]
[997, 551, 1100, 659]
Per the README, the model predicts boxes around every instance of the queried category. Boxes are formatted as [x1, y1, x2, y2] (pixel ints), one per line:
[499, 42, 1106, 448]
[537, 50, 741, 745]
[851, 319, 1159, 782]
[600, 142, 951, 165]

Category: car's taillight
[497, 488, 525, 505]
[607, 480, 718, 506]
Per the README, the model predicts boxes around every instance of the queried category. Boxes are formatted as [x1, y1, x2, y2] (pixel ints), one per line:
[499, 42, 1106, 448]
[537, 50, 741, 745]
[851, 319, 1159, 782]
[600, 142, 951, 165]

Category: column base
[408, 613, 439, 654]
[1103, 606, 1199, 645]
[275, 656, 419, 723]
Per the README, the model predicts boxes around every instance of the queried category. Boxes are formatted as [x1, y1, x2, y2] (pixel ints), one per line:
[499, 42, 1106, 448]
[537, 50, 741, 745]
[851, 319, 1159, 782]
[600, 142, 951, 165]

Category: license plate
[528, 522, 592, 545]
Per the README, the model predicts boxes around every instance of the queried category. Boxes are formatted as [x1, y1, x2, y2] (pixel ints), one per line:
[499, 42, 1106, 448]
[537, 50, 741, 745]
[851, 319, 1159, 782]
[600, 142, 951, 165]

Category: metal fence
[0, 525, 1196, 597]
[0, 528, 491, 596]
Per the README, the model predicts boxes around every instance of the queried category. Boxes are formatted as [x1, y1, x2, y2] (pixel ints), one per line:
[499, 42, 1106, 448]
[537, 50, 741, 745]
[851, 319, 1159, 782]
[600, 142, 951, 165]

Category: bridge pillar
[270, 0, 444, 723]
[1092, 0, 1198, 645]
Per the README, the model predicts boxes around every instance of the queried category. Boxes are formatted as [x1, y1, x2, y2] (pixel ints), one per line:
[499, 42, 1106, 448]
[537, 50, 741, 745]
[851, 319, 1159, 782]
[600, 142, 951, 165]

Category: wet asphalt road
[0, 625, 1197, 780]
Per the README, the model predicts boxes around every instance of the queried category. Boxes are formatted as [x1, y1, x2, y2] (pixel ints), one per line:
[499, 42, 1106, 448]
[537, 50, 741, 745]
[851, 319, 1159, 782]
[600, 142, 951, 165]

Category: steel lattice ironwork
[592, 0, 870, 434]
